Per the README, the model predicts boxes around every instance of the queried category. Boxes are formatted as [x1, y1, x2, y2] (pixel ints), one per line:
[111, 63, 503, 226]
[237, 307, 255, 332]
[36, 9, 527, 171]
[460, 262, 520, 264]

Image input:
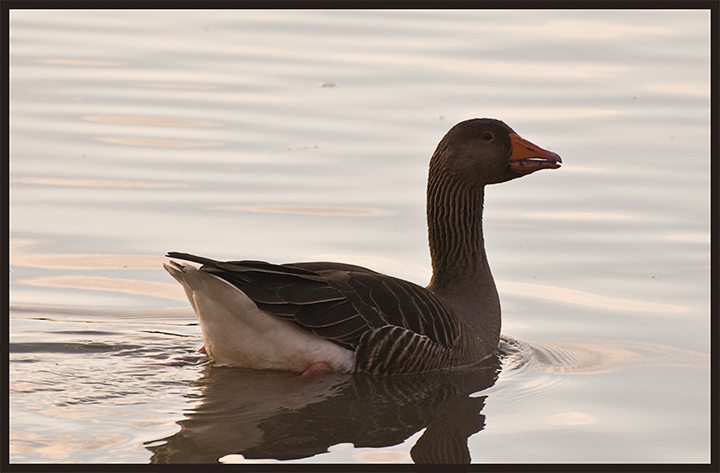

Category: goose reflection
[146, 348, 504, 463]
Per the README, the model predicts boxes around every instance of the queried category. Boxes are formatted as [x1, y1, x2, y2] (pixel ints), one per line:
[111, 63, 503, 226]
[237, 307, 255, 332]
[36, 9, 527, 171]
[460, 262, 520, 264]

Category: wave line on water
[497, 281, 690, 313]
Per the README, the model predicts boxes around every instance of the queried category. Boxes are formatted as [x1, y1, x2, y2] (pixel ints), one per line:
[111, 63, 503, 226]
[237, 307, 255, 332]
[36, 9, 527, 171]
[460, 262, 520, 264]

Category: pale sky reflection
[98, 137, 223, 148]
[12, 177, 186, 188]
[354, 450, 412, 463]
[137, 82, 220, 90]
[665, 233, 710, 243]
[213, 204, 394, 217]
[483, 107, 629, 121]
[11, 240, 166, 269]
[83, 115, 218, 127]
[522, 211, 632, 221]
[497, 281, 690, 313]
[219, 454, 274, 464]
[21, 276, 185, 301]
[501, 19, 676, 40]
[546, 411, 596, 426]
[645, 82, 709, 96]
[10, 432, 128, 461]
[41, 58, 123, 67]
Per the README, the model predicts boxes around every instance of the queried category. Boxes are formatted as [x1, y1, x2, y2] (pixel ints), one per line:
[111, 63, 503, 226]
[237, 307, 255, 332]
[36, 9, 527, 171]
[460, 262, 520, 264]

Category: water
[9, 9, 711, 464]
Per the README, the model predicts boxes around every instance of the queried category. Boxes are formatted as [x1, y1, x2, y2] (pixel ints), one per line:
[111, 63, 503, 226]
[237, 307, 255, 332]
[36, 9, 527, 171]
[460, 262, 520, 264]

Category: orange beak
[508, 133, 562, 174]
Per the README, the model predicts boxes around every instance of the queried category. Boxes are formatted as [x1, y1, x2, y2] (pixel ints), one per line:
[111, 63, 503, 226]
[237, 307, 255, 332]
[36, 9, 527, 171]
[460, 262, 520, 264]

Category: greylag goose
[165, 118, 561, 375]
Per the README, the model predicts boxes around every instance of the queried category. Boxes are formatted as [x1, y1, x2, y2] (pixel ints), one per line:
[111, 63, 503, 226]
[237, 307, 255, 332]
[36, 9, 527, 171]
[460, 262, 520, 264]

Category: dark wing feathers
[355, 326, 451, 375]
[166, 253, 461, 368]
[343, 272, 459, 349]
[294, 299, 360, 328]
[242, 278, 343, 305]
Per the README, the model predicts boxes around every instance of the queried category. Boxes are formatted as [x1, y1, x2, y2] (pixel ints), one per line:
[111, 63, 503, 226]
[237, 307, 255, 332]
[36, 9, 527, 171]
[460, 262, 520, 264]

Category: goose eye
[481, 132, 494, 141]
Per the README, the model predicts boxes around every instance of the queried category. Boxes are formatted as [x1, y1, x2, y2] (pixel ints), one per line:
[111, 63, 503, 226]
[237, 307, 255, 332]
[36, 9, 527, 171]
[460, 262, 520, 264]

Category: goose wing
[166, 253, 460, 359]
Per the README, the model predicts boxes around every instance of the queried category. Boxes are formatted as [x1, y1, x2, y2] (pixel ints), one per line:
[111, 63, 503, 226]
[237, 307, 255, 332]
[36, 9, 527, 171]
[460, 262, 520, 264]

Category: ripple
[490, 107, 629, 120]
[497, 281, 690, 313]
[83, 115, 218, 127]
[41, 58, 123, 67]
[12, 177, 185, 188]
[522, 211, 632, 221]
[645, 82, 708, 96]
[10, 239, 170, 270]
[665, 233, 710, 243]
[21, 276, 184, 300]
[492, 339, 582, 405]
[136, 82, 220, 90]
[212, 204, 394, 217]
[492, 336, 709, 407]
[499, 336, 708, 375]
[12, 252, 166, 271]
[10, 342, 143, 354]
[502, 19, 675, 40]
[528, 342, 641, 374]
[10, 432, 129, 461]
[9, 304, 196, 322]
[546, 411, 597, 426]
[97, 137, 223, 148]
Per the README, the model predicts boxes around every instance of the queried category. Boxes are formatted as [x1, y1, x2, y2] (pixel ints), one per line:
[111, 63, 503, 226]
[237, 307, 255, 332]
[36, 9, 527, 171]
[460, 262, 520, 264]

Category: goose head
[430, 118, 562, 188]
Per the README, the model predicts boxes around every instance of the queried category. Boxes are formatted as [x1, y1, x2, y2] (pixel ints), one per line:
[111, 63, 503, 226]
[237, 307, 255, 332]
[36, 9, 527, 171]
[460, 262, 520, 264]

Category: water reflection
[146, 354, 501, 464]
[143, 334, 709, 464]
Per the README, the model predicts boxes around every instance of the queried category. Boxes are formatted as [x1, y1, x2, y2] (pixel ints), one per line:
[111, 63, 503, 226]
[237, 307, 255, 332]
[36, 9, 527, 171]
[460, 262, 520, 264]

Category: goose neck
[425, 166, 501, 344]
[426, 168, 489, 289]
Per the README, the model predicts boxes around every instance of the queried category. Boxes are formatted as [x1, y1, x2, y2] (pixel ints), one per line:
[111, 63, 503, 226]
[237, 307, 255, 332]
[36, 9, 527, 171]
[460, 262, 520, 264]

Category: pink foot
[197, 345, 206, 354]
[301, 361, 332, 377]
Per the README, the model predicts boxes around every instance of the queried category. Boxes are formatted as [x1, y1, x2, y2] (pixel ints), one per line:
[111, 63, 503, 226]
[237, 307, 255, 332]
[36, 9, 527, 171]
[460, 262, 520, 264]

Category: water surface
[9, 9, 711, 464]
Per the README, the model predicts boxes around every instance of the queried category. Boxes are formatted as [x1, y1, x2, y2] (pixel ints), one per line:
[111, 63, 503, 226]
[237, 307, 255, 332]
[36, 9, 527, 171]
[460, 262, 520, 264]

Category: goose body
[165, 118, 561, 375]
